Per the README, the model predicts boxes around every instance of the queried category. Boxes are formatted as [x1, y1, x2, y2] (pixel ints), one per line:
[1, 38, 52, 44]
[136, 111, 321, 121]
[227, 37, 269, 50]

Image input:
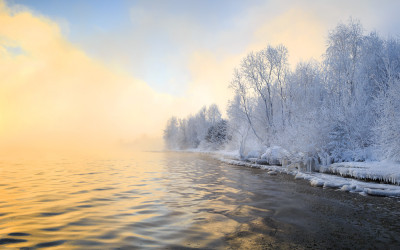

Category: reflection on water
[0, 152, 400, 249]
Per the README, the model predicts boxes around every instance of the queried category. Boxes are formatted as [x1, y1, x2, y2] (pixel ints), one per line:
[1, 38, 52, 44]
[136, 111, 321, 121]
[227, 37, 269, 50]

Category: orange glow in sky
[1, 0, 400, 156]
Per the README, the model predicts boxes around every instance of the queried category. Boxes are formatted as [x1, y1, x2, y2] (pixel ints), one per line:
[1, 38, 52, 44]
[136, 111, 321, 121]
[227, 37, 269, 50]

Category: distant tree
[186, 116, 200, 148]
[177, 118, 188, 149]
[206, 103, 222, 126]
[163, 117, 179, 149]
[163, 104, 224, 150]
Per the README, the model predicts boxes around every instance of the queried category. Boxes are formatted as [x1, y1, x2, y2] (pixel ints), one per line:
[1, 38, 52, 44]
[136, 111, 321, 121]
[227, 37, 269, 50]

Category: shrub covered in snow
[261, 146, 290, 166]
[246, 150, 262, 159]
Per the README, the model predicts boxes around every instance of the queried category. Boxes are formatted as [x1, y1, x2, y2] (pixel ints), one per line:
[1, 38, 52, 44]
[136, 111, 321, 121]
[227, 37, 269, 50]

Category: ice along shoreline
[216, 156, 400, 198]
[179, 149, 400, 198]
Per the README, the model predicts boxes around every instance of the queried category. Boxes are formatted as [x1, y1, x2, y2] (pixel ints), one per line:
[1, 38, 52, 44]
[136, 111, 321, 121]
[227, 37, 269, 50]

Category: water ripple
[8, 232, 30, 236]
[34, 240, 66, 248]
[0, 238, 27, 245]
[0, 152, 399, 249]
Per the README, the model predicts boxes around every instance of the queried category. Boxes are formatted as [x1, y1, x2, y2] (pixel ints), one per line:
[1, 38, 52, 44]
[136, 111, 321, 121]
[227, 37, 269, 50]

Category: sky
[1, 0, 400, 156]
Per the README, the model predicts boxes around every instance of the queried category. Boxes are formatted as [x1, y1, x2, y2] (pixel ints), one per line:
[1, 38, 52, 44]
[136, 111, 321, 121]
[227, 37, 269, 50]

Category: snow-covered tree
[164, 19, 400, 164]
[206, 103, 222, 126]
[163, 117, 179, 149]
[374, 38, 400, 161]
[205, 119, 230, 149]
[163, 104, 224, 150]
[375, 78, 400, 161]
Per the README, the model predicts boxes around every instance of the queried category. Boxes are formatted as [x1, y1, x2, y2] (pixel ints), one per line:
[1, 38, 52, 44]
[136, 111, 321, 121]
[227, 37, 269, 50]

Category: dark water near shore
[1, 152, 399, 249]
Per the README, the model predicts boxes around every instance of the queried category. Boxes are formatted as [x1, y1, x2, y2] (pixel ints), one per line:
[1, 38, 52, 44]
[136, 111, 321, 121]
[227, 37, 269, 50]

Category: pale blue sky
[6, 0, 260, 95]
[6, 0, 400, 98]
[2, 0, 400, 146]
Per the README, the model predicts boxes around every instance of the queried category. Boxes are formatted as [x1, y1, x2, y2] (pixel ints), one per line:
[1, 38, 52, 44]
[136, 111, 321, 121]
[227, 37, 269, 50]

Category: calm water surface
[1, 152, 400, 249]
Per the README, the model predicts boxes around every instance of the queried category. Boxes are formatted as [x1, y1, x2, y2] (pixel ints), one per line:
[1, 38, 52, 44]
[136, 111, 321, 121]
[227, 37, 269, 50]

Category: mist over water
[1, 152, 399, 249]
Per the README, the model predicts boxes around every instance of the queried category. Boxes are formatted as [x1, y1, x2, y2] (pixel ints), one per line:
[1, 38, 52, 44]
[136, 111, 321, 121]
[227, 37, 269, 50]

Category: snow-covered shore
[171, 148, 400, 197]
[319, 161, 400, 185]
[209, 150, 400, 198]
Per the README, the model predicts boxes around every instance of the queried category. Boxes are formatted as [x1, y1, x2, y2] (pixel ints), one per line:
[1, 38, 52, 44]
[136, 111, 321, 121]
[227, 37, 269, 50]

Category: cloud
[184, 4, 327, 115]
[2, 0, 399, 157]
[186, 51, 241, 113]
[0, 1, 190, 156]
[251, 8, 325, 65]
[184, 0, 400, 114]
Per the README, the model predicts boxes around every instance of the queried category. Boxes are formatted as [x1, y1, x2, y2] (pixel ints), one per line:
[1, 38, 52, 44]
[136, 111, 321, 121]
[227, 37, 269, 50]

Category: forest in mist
[164, 19, 400, 165]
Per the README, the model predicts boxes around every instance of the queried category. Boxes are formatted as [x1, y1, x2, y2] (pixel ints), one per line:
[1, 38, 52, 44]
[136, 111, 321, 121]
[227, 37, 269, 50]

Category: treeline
[164, 19, 400, 163]
[163, 104, 230, 150]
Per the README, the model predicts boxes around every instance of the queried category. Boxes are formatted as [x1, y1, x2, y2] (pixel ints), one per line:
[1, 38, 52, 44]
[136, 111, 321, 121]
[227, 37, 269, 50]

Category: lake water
[1, 152, 399, 249]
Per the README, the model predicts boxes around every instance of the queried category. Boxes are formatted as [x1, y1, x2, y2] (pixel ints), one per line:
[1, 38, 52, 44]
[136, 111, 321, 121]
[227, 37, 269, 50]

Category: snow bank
[219, 158, 295, 175]
[319, 161, 400, 185]
[218, 157, 400, 198]
[295, 172, 400, 197]
[260, 146, 290, 165]
[183, 149, 400, 198]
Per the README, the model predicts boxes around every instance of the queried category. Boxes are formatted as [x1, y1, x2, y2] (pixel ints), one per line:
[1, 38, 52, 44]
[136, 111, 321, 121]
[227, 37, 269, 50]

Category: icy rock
[341, 185, 352, 192]
[267, 171, 278, 175]
[294, 173, 304, 179]
[323, 182, 343, 189]
[310, 179, 324, 187]
[255, 159, 270, 165]
[365, 188, 400, 197]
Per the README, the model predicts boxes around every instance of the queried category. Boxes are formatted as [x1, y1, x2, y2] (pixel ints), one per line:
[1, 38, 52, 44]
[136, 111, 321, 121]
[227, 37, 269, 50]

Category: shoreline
[221, 157, 400, 197]
[173, 149, 400, 198]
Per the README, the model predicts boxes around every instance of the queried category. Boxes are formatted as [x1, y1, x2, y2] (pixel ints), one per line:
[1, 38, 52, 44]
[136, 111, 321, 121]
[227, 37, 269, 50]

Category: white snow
[217, 154, 400, 198]
[319, 161, 400, 185]
[246, 150, 262, 159]
[294, 171, 400, 197]
[170, 148, 400, 198]
[260, 146, 290, 165]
